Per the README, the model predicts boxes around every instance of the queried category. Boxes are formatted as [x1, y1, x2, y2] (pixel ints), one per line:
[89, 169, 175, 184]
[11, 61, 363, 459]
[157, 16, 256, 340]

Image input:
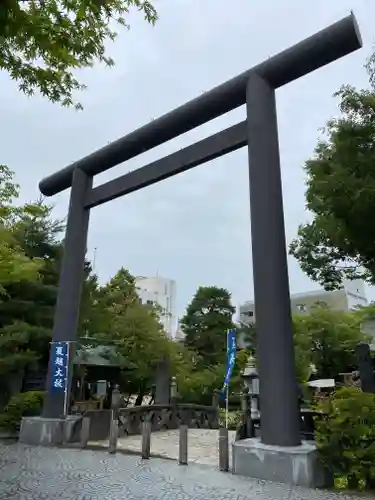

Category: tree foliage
[243, 304, 368, 382]
[289, 58, 375, 289]
[0, 0, 157, 108]
[316, 387, 375, 490]
[236, 321, 256, 352]
[3, 162, 372, 412]
[98, 267, 140, 314]
[180, 286, 235, 368]
[0, 229, 39, 295]
[79, 267, 172, 398]
[0, 199, 63, 331]
[0, 165, 40, 294]
[95, 297, 170, 382]
[0, 322, 51, 377]
[0, 167, 65, 403]
[0, 166, 172, 407]
[173, 336, 248, 406]
[293, 306, 368, 380]
[175, 286, 246, 404]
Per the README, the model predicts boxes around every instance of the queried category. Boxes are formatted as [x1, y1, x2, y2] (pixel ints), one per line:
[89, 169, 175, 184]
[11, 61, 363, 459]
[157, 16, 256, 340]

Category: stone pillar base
[19, 416, 80, 446]
[232, 438, 333, 488]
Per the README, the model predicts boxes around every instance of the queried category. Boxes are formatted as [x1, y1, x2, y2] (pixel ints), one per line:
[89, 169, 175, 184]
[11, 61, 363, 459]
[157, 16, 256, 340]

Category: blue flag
[222, 329, 236, 391]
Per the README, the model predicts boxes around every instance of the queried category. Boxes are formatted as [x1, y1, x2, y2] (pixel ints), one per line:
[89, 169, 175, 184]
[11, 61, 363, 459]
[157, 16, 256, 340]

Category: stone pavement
[0, 442, 368, 500]
[90, 429, 237, 466]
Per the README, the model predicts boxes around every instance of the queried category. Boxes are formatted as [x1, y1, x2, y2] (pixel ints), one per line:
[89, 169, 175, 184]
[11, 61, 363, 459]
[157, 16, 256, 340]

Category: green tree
[90, 268, 172, 400]
[0, 168, 67, 404]
[78, 265, 105, 338]
[177, 362, 225, 405]
[1, 0, 157, 108]
[0, 229, 39, 295]
[0, 201, 63, 330]
[0, 166, 39, 294]
[289, 57, 375, 290]
[236, 321, 257, 352]
[234, 316, 312, 382]
[172, 334, 249, 405]
[77, 267, 141, 340]
[98, 267, 140, 313]
[0, 322, 51, 378]
[293, 306, 368, 379]
[180, 286, 235, 367]
[292, 318, 314, 383]
[101, 302, 169, 376]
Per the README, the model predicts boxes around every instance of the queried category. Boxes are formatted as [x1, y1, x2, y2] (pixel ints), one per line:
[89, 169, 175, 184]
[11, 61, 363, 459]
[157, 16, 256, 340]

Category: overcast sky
[1, 0, 374, 319]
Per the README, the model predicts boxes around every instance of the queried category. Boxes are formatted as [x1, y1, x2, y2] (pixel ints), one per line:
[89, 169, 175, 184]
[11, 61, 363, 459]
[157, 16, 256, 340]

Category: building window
[244, 311, 254, 317]
[146, 300, 153, 306]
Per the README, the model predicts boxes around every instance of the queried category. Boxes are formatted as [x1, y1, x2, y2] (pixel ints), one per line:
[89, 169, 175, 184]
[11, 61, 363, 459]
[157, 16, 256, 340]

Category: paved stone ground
[0, 442, 368, 500]
[90, 429, 237, 466]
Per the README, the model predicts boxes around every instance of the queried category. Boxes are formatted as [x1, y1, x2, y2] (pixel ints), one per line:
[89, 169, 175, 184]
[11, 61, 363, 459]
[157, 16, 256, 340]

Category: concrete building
[239, 279, 368, 326]
[360, 312, 375, 349]
[135, 276, 177, 339]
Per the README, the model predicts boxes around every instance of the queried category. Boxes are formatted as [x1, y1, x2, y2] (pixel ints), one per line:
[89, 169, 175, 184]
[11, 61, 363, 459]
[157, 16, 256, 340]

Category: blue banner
[50, 342, 69, 393]
[223, 329, 236, 391]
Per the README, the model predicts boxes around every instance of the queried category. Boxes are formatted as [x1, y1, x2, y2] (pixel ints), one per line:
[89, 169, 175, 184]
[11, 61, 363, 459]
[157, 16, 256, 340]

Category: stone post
[170, 376, 177, 405]
[219, 427, 229, 472]
[108, 414, 118, 454]
[212, 389, 220, 408]
[141, 420, 151, 459]
[179, 425, 188, 465]
[79, 416, 91, 448]
[241, 388, 252, 438]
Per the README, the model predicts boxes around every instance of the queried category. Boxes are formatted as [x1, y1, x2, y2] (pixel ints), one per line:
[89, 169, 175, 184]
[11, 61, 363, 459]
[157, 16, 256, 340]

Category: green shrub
[315, 387, 375, 491]
[0, 391, 44, 431]
[219, 409, 242, 430]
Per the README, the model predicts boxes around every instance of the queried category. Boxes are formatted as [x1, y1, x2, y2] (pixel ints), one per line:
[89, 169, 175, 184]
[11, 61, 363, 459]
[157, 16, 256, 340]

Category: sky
[1, 0, 375, 320]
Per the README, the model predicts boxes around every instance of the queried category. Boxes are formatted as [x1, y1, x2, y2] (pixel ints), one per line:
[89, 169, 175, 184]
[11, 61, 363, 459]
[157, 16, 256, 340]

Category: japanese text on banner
[51, 342, 68, 392]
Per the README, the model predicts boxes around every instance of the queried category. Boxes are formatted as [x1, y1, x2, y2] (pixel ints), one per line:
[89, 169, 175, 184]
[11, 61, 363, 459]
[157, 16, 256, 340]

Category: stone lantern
[242, 355, 260, 419]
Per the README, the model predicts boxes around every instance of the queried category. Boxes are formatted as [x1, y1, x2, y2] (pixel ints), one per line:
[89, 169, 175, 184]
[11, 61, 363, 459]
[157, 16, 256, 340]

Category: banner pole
[225, 330, 229, 429]
[225, 384, 229, 429]
[63, 342, 70, 418]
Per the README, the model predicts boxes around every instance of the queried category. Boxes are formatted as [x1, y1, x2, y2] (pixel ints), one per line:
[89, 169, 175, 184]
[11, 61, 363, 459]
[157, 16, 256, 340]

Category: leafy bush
[177, 364, 225, 406]
[219, 409, 242, 430]
[0, 391, 44, 431]
[315, 387, 375, 490]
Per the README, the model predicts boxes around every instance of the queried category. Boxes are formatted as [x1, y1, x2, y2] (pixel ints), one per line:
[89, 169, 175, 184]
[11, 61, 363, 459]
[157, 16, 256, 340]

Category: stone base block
[19, 416, 80, 446]
[232, 438, 333, 488]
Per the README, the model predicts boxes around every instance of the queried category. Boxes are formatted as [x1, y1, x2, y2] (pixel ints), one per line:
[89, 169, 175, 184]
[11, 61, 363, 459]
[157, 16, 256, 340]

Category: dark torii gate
[39, 14, 361, 448]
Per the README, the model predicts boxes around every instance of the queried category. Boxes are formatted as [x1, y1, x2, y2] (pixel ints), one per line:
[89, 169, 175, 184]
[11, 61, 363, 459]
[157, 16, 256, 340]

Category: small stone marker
[80, 416, 91, 448]
[219, 427, 229, 472]
[179, 425, 188, 465]
[108, 418, 118, 454]
[141, 420, 151, 459]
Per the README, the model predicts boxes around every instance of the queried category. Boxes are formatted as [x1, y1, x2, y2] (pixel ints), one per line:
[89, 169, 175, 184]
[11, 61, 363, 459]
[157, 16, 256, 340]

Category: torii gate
[36, 14, 361, 451]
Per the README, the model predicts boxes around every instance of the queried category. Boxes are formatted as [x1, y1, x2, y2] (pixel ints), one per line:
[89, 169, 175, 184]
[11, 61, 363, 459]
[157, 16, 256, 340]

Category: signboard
[96, 380, 107, 398]
[50, 342, 69, 393]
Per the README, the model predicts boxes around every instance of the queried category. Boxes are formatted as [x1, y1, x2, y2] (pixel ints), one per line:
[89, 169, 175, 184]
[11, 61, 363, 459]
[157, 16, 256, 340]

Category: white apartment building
[239, 279, 368, 325]
[135, 276, 177, 339]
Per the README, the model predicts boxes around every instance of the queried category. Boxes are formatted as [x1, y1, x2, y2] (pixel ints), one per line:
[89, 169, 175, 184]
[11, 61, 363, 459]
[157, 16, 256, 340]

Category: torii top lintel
[39, 13, 362, 197]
